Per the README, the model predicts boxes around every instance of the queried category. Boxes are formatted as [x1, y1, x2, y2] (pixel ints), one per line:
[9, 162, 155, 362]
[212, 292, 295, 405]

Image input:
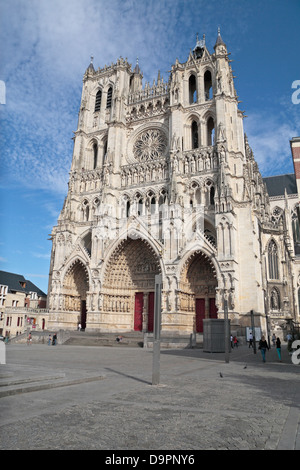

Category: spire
[134, 57, 141, 74]
[86, 55, 95, 73]
[214, 27, 226, 48]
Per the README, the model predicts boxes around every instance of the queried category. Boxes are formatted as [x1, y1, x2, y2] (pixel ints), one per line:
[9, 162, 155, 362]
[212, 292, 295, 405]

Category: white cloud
[0, 0, 297, 193]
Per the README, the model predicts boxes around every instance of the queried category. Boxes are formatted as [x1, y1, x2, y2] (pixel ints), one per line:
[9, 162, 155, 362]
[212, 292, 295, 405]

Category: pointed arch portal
[180, 251, 218, 332]
[61, 260, 89, 329]
[102, 238, 161, 332]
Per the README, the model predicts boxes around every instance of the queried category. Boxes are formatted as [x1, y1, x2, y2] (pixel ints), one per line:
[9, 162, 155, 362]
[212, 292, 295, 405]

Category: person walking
[272, 333, 276, 347]
[286, 332, 293, 354]
[249, 331, 253, 348]
[258, 335, 269, 362]
[276, 337, 282, 362]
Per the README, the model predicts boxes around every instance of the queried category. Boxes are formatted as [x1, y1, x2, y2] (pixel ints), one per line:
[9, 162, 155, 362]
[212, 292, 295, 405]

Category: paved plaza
[0, 341, 299, 451]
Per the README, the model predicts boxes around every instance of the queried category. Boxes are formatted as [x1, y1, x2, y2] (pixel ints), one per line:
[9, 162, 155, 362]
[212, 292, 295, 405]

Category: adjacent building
[0, 271, 47, 338]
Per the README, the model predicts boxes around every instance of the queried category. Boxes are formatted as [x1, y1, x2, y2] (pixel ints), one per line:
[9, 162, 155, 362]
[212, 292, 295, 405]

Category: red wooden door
[196, 298, 205, 333]
[209, 298, 218, 319]
[148, 292, 154, 332]
[134, 292, 143, 331]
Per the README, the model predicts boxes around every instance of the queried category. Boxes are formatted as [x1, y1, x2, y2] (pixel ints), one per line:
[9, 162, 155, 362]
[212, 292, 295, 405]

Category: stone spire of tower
[134, 57, 141, 74]
[86, 55, 95, 73]
[214, 27, 226, 48]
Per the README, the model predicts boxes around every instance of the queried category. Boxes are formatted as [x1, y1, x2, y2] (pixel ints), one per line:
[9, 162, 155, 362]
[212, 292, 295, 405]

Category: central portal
[102, 238, 160, 332]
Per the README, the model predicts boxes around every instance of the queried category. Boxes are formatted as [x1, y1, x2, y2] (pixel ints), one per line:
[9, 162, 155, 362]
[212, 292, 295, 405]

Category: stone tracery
[133, 129, 167, 162]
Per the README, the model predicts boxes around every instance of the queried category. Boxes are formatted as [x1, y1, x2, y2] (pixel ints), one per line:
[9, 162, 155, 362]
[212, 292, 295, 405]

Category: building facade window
[207, 117, 215, 145]
[189, 74, 197, 104]
[106, 87, 112, 108]
[94, 90, 102, 112]
[204, 70, 213, 100]
[93, 143, 98, 169]
[191, 121, 199, 149]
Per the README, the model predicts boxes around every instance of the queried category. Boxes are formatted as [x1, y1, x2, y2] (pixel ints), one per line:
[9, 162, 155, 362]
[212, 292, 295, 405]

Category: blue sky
[0, 0, 299, 295]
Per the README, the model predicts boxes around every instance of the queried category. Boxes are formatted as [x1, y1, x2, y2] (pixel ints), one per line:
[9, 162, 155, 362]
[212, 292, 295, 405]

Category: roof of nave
[263, 173, 297, 197]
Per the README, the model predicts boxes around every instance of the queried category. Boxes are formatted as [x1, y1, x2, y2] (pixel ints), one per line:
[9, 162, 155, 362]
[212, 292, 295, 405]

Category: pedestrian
[52, 333, 57, 345]
[286, 332, 293, 353]
[276, 337, 282, 362]
[78, 323, 81, 331]
[230, 335, 234, 349]
[233, 336, 238, 348]
[258, 335, 269, 362]
[249, 331, 253, 348]
[27, 333, 32, 345]
[272, 333, 276, 347]
[48, 334, 52, 346]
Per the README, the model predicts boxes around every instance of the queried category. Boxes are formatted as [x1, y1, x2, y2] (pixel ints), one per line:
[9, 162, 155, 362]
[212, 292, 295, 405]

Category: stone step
[64, 331, 144, 348]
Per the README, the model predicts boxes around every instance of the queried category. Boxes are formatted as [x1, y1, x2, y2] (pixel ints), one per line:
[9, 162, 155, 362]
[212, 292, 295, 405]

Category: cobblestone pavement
[0, 342, 299, 451]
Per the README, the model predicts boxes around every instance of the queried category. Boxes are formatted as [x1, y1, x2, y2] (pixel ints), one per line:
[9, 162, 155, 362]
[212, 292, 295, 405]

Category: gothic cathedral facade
[47, 31, 300, 341]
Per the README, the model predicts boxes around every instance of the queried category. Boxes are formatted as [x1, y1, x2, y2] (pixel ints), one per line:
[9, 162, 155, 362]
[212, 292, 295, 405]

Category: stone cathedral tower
[48, 30, 300, 342]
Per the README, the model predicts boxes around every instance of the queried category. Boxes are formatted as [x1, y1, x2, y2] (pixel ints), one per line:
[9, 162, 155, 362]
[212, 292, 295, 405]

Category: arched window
[138, 198, 143, 216]
[106, 87, 112, 108]
[207, 117, 215, 145]
[189, 74, 197, 104]
[210, 185, 215, 205]
[268, 240, 279, 280]
[126, 200, 131, 218]
[151, 196, 156, 214]
[93, 143, 98, 169]
[191, 121, 199, 149]
[204, 70, 213, 100]
[94, 90, 102, 112]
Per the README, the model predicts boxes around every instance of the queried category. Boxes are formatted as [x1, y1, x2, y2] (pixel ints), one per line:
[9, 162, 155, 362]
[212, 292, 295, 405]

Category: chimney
[290, 137, 300, 199]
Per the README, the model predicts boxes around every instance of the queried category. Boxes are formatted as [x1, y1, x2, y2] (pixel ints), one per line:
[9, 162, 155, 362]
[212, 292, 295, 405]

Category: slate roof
[0, 270, 46, 297]
[263, 173, 298, 197]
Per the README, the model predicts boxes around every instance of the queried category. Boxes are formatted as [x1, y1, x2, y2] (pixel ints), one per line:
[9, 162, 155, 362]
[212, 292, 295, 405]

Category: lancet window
[191, 121, 199, 149]
[94, 90, 102, 112]
[207, 117, 215, 145]
[204, 70, 213, 100]
[106, 87, 112, 108]
[189, 74, 197, 104]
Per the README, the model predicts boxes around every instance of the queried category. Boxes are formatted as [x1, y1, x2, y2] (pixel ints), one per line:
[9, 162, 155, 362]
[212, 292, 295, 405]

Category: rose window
[133, 129, 167, 162]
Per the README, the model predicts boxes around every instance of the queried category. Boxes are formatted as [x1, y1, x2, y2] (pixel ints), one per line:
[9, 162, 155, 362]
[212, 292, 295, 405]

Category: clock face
[133, 128, 167, 162]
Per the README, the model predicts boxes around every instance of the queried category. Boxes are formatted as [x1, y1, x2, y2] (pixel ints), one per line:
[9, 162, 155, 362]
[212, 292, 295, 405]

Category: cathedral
[47, 30, 300, 343]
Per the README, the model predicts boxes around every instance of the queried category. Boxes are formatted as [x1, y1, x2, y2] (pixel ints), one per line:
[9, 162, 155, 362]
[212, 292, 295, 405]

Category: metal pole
[152, 274, 162, 385]
[224, 297, 229, 363]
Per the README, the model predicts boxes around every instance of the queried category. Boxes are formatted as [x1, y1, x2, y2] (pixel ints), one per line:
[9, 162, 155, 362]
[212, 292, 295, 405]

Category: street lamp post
[224, 292, 229, 363]
[152, 274, 162, 385]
